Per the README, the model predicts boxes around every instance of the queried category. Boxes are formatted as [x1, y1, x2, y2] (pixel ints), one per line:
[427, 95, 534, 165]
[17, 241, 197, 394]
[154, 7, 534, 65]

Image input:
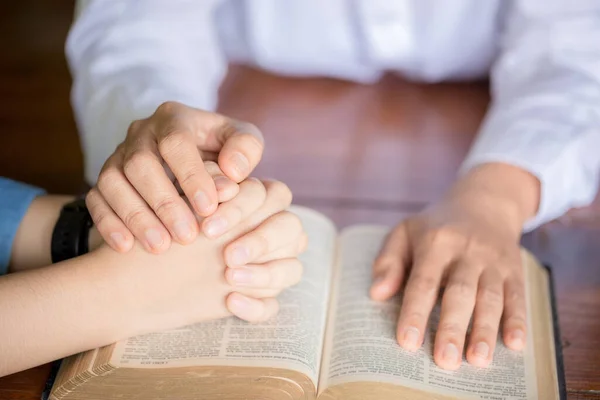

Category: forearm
[9, 196, 103, 273]
[0, 247, 141, 377]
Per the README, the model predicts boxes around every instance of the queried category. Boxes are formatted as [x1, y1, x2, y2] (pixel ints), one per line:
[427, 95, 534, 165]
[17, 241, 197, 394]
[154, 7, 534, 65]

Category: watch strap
[51, 198, 93, 263]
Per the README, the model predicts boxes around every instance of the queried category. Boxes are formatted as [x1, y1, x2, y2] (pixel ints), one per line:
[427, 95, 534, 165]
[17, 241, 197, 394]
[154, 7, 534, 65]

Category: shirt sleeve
[460, 0, 600, 232]
[66, 0, 227, 184]
[0, 178, 46, 275]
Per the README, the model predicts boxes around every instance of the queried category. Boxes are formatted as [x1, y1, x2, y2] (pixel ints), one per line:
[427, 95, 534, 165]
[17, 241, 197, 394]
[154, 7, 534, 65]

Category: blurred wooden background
[0, 1, 598, 399]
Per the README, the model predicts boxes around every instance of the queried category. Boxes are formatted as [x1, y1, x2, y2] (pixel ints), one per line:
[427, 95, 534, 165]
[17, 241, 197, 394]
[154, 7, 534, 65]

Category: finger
[243, 179, 293, 227]
[156, 125, 218, 216]
[226, 293, 279, 323]
[238, 226, 306, 265]
[226, 258, 303, 289]
[298, 232, 308, 253]
[466, 268, 504, 367]
[224, 211, 303, 268]
[201, 178, 266, 239]
[502, 276, 527, 351]
[85, 188, 134, 252]
[370, 224, 411, 301]
[251, 238, 304, 264]
[216, 120, 264, 182]
[97, 157, 170, 253]
[433, 262, 480, 370]
[396, 248, 453, 352]
[203, 161, 239, 203]
[122, 137, 199, 245]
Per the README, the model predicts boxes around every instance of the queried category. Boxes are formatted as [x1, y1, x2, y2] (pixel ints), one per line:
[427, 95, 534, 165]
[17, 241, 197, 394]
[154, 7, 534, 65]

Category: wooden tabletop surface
[0, 2, 598, 399]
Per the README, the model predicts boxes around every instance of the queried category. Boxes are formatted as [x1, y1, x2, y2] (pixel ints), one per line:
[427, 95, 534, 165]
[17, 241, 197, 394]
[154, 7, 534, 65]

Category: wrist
[10, 195, 75, 272]
[453, 163, 541, 231]
[88, 226, 104, 252]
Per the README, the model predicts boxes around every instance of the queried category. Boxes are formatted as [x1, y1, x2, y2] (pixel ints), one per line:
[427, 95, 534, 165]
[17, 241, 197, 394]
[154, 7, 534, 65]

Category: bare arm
[9, 195, 102, 273]
[1, 178, 306, 377]
[0, 247, 144, 376]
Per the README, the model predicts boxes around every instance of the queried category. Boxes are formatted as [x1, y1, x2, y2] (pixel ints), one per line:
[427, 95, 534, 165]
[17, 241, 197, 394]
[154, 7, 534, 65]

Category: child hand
[107, 177, 305, 335]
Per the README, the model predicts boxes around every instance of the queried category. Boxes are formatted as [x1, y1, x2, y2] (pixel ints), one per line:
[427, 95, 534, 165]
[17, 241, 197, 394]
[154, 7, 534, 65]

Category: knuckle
[427, 227, 464, 248]
[177, 165, 203, 189]
[123, 151, 155, 178]
[245, 229, 270, 258]
[403, 311, 428, 325]
[505, 285, 525, 304]
[477, 286, 504, 305]
[437, 321, 463, 336]
[123, 208, 148, 230]
[280, 211, 303, 232]
[225, 203, 245, 223]
[466, 240, 501, 262]
[242, 178, 267, 199]
[97, 167, 122, 193]
[152, 195, 181, 218]
[472, 322, 497, 336]
[157, 131, 189, 158]
[504, 315, 527, 328]
[408, 274, 439, 296]
[267, 180, 293, 206]
[203, 160, 221, 175]
[126, 119, 144, 138]
[445, 280, 476, 299]
[254, 230, 271, 255]
[156, 101, 180, 116]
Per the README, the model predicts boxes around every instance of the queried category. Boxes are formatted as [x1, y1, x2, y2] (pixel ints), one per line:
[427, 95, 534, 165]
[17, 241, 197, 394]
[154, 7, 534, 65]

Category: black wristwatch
[51, 197, 94, 263]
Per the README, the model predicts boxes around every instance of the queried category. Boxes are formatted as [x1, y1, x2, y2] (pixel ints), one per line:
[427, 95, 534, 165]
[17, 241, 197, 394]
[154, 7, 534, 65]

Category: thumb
[370, 223, 411, 301]
[217, 120, 265, 182]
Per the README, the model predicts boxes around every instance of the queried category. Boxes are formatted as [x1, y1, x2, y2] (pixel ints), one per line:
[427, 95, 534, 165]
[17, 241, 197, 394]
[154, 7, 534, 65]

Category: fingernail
[402, 327, 420, 350]
[510, 329, 525, 349]
[204, 216, 228, 238]
[229, 294, 253, 314]
[230, 152, 249, 178]
[231, 269, 253, 286]
[145, 228, 164, 250]
[214, 176, 231, 191]
[194, 190, 213, 214]
[443, 343, 460, 364]
[473, 342, 489, 359]
[109, 232, 127, 251]
[174, 220, 193, 242]
[230, 246, 249, 267]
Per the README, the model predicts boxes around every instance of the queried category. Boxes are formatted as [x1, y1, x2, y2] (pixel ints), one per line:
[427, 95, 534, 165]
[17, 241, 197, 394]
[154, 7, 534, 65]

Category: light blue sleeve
[0, 178, 46, 275]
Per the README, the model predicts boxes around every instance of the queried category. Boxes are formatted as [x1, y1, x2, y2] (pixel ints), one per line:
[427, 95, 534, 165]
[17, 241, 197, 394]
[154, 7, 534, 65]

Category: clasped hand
[88, 102, 530, 370]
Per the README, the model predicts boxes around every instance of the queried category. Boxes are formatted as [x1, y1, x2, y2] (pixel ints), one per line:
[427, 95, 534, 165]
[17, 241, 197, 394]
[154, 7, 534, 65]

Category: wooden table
[0, 2, 599, 399]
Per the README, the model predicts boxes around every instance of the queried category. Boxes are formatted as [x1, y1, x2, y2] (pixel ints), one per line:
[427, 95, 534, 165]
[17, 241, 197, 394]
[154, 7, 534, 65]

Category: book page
[110, 206, 337, 387]
[319, 226, 539, 400]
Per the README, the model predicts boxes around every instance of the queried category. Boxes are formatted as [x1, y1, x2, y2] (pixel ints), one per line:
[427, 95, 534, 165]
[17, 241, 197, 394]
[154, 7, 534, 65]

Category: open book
[48, 206, 565, 400]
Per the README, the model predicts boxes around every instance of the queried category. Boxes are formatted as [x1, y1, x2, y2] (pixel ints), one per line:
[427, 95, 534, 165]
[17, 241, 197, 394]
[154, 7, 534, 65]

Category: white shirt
[66, 0, 600, 230]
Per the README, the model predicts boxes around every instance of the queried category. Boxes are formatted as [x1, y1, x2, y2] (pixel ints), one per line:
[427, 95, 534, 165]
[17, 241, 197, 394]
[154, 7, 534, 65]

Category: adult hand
[370, 163, 540, 370]
[87, 102, 264, 253]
